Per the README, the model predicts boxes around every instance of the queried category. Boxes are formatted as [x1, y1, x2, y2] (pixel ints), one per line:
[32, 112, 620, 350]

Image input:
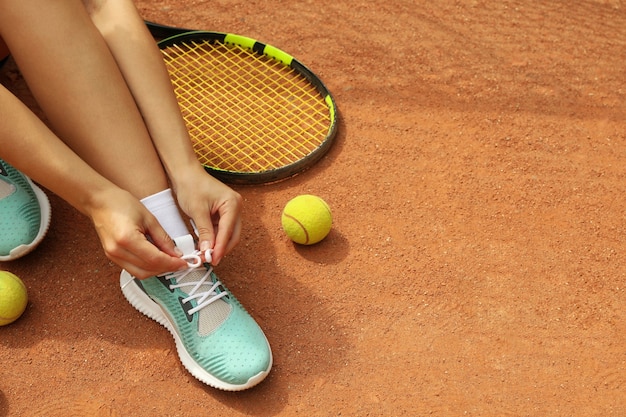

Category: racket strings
[161, 40, 331, 173]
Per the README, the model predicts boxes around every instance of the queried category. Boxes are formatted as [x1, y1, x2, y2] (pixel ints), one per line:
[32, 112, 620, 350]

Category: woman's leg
[84, 0, 201, 181]
[0, 0, 168, 200]
[0, 0, 190, 275]
[81, 0, 243, 264]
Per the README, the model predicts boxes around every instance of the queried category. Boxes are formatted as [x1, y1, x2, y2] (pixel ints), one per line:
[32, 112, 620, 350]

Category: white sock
[140, 188, 189, 239]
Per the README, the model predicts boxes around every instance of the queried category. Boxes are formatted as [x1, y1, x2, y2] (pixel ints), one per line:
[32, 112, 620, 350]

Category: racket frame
[154, 29, 338, 184]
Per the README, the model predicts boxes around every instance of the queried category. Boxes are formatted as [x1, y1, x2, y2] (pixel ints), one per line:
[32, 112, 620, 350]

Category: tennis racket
[145, 21, 339, 184]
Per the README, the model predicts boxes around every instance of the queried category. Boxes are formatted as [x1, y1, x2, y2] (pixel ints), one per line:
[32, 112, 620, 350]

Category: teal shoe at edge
[0, 159, 51, 261]
[120, 234, 272, 391]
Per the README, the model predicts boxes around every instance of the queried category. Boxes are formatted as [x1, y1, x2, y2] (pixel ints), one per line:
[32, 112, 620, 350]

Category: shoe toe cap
[195, 307, 272, 386]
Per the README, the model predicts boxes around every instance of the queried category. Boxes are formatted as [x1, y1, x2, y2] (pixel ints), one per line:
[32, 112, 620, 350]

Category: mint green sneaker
[0, 159, 51, 261]
[120, 234, 272, 391]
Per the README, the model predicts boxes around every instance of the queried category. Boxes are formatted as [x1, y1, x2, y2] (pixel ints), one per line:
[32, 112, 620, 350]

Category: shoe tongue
[0, 161, 17, 199]
[0, 180, 15, 199]
[172, 233, 213, 292]
[171, 234, 232, 334]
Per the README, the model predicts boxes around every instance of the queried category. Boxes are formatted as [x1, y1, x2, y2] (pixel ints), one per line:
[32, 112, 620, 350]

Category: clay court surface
[2, 0, 626, 415]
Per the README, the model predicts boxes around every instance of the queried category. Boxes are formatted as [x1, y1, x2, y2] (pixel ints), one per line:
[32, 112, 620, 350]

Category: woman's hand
[87, 187, 188, 278]
[172, 165, 243, 266]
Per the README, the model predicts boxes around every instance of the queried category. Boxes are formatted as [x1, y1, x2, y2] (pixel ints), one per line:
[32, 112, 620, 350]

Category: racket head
[157, 31, 338, 184]
[145, 20, 194, 38]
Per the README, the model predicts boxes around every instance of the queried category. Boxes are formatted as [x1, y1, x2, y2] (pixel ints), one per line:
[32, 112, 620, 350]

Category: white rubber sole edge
[120, 271, 272, 391]
[0, 179, 52, 261]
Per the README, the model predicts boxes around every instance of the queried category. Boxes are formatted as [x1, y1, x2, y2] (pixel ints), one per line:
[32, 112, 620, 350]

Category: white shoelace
[166, 249, 228, 315]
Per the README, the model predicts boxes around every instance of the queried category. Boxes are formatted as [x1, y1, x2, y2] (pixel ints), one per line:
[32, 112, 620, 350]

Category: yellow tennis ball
[281, 195, 332, 245]
[0, 271, 28, 326]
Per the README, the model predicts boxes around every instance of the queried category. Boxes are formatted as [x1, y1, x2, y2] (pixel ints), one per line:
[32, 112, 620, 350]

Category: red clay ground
[2, 1, 626, 415]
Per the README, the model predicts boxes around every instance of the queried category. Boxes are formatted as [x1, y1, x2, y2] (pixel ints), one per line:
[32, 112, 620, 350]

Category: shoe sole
[0, 179, 51, 261]
[120, 271, 272, 391]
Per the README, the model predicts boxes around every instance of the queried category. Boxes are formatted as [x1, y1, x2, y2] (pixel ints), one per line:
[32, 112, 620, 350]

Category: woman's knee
[82, 0, 107, 16]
